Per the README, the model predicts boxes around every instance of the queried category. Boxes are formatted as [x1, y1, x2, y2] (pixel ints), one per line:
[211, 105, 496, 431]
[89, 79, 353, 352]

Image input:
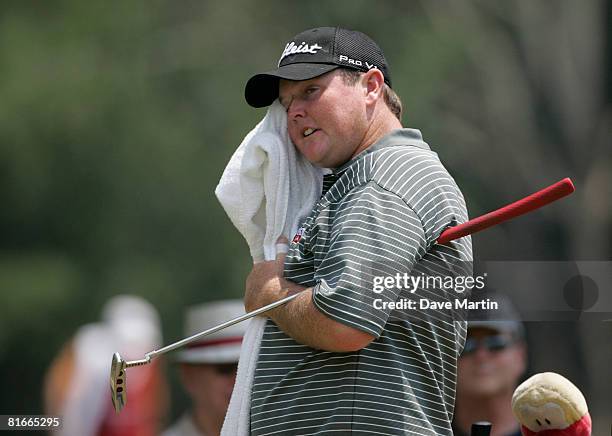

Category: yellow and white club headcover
[511, 372, 591, 436]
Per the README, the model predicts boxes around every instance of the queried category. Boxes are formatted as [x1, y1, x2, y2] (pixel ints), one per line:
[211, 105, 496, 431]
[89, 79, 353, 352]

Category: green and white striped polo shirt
[251, 128, 473, 435]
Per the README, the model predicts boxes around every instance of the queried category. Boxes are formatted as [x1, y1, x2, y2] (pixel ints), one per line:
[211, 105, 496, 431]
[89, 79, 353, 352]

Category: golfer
[243, 27, 472, 435]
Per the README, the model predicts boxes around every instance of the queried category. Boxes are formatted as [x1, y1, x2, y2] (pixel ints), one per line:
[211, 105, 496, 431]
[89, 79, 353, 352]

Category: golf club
[110, 177, 574, 413]
[110, 292, 298, 413]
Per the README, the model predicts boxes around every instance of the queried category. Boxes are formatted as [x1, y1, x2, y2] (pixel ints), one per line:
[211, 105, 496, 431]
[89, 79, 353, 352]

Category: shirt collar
[332, 128, 430, 175]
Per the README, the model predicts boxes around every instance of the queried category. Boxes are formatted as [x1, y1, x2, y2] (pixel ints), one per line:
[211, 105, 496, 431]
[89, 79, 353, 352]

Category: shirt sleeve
[311, 181, 427, 337]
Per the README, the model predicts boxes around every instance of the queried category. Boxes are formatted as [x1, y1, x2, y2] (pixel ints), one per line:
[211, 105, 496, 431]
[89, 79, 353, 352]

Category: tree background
[0, 1, 610, 434]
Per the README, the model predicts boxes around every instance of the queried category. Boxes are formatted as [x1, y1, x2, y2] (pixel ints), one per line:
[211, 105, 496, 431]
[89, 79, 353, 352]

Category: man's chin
[300, 149, 328, 167]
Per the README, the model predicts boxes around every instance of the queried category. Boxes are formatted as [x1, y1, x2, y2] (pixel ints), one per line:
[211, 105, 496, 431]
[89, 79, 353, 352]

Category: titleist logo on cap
[279, 41, 323, 64]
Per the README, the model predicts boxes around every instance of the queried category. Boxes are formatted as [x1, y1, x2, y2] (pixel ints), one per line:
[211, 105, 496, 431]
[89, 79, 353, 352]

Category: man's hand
[244, 241, 289, 313]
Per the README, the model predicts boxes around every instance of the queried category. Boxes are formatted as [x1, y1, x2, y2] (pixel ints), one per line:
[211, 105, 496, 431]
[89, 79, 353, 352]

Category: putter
[110, 178, 575, 413]
[110, 293, 299, 412]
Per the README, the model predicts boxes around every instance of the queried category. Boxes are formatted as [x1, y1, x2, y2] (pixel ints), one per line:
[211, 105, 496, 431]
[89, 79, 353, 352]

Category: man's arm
[244, 247, 375, 352]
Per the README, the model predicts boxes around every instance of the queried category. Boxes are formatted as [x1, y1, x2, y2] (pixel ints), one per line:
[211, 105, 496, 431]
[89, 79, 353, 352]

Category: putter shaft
[111, 293, 300, 413]
[124, 292, 299, 366]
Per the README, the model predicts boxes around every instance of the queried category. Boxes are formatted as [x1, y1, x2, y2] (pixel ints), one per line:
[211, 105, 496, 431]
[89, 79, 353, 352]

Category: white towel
[216, 101, 323, 436]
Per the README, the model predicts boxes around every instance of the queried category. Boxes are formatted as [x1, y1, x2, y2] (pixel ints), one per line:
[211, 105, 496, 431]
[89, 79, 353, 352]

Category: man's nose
[473, 345, 493, 360]
[287, 99, 306, 120]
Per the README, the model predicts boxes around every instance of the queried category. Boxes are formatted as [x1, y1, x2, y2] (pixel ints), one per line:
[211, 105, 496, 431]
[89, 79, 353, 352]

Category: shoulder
[366, 143, 467, 215]
[336, 143, 438, 207]
[369, 146, 447, 195]
[364, 142, 469, 245]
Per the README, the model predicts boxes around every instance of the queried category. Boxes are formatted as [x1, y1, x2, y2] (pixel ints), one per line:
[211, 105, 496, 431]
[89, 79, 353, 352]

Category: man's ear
[362, 69, 385, 104]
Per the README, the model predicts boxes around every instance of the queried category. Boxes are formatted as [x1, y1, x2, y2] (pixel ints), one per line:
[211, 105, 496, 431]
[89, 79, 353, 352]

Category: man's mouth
[303, 128, 319, 138]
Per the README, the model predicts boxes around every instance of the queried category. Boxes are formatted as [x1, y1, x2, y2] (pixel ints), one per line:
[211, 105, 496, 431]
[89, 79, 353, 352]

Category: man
[453, 295, 527, 436]
[163, 300, 246, 436]
[243, 27, 472, 435]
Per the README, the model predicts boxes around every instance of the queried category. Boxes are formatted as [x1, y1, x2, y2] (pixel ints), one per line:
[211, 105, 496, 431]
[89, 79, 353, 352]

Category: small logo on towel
[292, 227, 305, 244]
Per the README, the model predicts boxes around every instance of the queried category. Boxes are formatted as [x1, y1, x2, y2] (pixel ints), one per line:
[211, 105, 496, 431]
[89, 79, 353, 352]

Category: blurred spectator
[162, 300, 246, 436]
[453, 294, 527, 436]
[44, 294, 167, 436]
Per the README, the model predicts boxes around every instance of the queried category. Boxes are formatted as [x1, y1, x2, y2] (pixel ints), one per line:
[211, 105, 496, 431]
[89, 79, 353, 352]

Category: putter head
[110, 352, 127, 413]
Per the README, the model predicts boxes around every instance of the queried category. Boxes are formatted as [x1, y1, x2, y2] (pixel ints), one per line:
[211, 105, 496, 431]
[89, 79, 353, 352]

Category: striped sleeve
[312, 181, 427, 337]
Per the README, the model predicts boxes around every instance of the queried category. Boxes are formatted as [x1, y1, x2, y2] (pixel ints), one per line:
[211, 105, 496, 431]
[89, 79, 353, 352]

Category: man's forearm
[266, 283, 375, 352]
[244, 254, 375, 352]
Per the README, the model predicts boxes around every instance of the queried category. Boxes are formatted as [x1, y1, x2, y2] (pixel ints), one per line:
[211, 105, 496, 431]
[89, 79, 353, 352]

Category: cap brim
[245, 63, 339, 108]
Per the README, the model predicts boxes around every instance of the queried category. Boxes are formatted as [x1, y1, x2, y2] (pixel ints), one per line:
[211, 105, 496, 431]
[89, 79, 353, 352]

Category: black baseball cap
[245, 27, 392, 108]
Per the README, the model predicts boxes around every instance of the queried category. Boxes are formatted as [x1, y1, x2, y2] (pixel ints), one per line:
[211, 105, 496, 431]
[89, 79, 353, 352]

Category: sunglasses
[462, 335, 515, 355]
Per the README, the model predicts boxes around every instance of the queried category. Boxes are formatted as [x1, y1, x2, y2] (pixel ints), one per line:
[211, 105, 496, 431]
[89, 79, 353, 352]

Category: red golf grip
[437, 178, 575, 244]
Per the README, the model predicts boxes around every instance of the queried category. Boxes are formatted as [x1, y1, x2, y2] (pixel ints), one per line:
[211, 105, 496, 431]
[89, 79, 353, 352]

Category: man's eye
[278, 97, 290, 111]
[305, 87, 317, 95]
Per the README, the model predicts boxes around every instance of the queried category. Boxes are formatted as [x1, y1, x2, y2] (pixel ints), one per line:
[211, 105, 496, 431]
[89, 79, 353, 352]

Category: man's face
[457, 328, 526, 398]
[180, 362, 238, 422]
[279, 70, 368, 168]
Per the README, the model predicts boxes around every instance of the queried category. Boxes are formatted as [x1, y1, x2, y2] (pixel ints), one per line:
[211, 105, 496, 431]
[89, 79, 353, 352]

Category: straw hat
[175, 299, 246, 364]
